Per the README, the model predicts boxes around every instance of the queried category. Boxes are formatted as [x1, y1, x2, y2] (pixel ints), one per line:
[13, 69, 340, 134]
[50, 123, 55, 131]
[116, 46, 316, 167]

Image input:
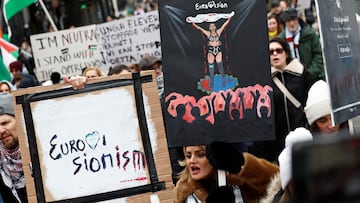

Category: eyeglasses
[269, 48, 284, 55]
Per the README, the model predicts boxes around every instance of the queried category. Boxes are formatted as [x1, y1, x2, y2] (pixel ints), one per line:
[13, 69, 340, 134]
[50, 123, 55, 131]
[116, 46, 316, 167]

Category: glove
[206, 185, 235, 203]
[206, 142, 244, 174]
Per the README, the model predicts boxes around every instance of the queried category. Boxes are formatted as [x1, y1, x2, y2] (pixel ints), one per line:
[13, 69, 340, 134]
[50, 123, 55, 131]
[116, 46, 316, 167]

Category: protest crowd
[0, 0, 360, 202]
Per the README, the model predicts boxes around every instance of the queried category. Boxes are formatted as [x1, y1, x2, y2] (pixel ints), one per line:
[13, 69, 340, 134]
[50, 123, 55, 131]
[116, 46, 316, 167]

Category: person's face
[129, 64, 139, 73]
[268, 18, 278, 32]
[152, 62, 162, 77]
[106, 16, 113, 22]
[269, 42, 287, 69]
[85, 70, 99, 78]
[0, 114, 18, 150]
[279, 1, 287, 10]
[315, 114, 340, 135]
[272, 6, 282, 15]
[0, 83, 10, 93]
[209, 23, 216, 32]
[285, 17, 299, 33]
[185, 146, 213, 181]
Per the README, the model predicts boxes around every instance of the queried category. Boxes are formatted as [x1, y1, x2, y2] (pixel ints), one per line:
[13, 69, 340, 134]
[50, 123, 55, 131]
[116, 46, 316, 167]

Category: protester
[17, 74, 38, 89]
[174, 142, 279, 203]
[254, 38, 315, 162]
[9, 61, 24, 76]
[82, 66, 105, 78]
[106, 15, 115, 22]
[0, 81, 16, 93]
[279, 1, 288, 11]
[268, 14, 282, 39]
[128, 64, 140, 73]
[0, 93, 27, 203]
[289, 0, 297, 8]
[268, 1, 284, 18]
[9, 61, 38, 89]
[18, 39, 37, 82]
[278, 8, 324, 80]
[304, 80, 349, 136]
[260, 127, 313, 203]
[42, 72, 61, 86]
[139, 56, 164, 98]
[108, 64, 131, 76]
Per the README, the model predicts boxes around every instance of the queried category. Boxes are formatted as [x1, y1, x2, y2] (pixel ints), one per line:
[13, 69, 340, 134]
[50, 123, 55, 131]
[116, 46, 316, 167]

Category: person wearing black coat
[254, 38, 316, 162]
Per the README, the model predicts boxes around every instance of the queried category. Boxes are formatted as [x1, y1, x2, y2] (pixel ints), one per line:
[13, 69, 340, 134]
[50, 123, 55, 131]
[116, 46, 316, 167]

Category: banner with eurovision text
[316, 0, 360, 124]
[30, 11, 161, 82]
[159, 0, 275, 146]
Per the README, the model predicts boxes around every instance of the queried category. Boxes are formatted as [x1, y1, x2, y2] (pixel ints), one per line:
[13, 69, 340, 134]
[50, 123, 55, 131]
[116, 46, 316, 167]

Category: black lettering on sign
[35, 36, 58, 50]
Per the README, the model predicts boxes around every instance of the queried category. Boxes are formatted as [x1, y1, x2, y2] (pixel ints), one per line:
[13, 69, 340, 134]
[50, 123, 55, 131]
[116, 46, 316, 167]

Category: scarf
[0, 144, 24, 202]
[268, 30, 278, 39]
[285, 25, 301, 61]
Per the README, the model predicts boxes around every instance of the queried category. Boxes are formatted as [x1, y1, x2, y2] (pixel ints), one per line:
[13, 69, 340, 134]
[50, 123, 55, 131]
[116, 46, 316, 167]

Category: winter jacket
[278, 21, 324, 80]
[173, 153, 279, 203]
[255, 59, 315, 162]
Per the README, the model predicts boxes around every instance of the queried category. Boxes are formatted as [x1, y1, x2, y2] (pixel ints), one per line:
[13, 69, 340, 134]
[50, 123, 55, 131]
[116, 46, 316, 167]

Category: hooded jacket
[278, 20, 324, 80]
[173, 153, 279, 203]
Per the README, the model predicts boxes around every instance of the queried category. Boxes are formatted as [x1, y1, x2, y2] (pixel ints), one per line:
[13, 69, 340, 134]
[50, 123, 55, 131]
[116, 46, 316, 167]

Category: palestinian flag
[3, 0, 38, 37]
[0, 38, 18, 81]
[3, 0, 37, 22]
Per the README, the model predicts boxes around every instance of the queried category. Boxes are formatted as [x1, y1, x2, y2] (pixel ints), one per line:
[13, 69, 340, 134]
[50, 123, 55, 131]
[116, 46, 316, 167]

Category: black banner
[159, 0, 275, 147]
[316, 0, 360, 124]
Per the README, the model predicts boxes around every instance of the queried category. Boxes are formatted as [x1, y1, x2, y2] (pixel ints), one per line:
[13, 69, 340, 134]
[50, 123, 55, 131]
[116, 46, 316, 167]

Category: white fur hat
[278, 127, 313, 189]
[304, 80, 332, 125]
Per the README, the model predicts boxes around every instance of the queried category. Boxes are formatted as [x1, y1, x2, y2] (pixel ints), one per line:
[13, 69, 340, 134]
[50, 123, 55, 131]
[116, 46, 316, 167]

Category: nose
[189, 155, 197, 163]
[326, 120, 334, 130]
[0, 126, 5, 135]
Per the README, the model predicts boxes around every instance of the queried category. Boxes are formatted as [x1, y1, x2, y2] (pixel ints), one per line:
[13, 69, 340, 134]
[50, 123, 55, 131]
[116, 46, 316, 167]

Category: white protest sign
[297, 0, 311, 10]
[30, 25, 102, 81]
[31, 87, 158, 201]
[97, 10, 161, 70]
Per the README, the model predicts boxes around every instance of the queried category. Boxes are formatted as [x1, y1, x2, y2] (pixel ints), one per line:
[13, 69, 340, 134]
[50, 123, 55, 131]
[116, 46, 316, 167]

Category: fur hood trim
[271, 58, 304, 76]
[259, 173, 282, 203]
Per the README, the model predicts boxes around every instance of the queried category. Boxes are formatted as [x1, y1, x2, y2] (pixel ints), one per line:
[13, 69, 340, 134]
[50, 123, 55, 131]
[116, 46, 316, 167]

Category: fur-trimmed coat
[259, 173, 282, 203]
[173, 153, 279, 203]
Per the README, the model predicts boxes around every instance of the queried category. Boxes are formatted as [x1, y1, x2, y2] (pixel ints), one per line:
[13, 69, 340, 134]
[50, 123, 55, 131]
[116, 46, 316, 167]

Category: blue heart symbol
[85, 131, 100, 150]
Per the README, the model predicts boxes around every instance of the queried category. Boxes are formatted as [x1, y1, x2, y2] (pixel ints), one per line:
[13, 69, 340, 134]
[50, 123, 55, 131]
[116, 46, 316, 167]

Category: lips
[1, 134, 11, 143]
[190, 166, 200, 175]
[272, 57, 280, 64]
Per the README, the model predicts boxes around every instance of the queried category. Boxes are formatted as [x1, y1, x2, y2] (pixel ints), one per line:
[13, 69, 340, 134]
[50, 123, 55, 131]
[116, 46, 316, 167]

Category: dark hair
[271, 2, 280, 8]
[269, 37, 292, 64]
[310, 121, 349, 136]
[50, 72, 61, 84]
[108, 64, 131, 76]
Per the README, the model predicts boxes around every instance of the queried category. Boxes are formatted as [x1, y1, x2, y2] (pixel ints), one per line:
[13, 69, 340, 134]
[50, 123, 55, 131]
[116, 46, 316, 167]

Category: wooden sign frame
[12, 72, 174, 202]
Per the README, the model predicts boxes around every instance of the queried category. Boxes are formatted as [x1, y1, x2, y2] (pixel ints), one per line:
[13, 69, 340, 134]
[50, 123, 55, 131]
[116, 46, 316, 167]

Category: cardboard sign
[13, 72, 174, 202]
[159, 0, 275, 147]
[30, 25, 101, 82]
[97, 10, 161, 70]
[30, 11, 161, 82]
[316, 0, 360, 124]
